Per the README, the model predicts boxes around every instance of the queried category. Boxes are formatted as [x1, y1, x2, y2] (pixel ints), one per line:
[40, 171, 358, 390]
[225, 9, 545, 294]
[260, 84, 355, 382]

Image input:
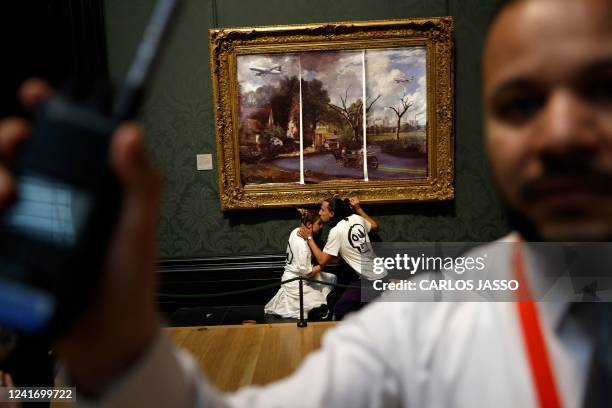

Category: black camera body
[0, 97, 120, 333]
[0, 0, 179, 334]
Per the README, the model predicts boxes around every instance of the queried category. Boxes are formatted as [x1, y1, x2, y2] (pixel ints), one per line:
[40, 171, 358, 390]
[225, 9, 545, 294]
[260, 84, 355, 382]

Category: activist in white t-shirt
[323, 213, 383, 280]
[298, 196, 386, 319]
[265, 209, 336, 319]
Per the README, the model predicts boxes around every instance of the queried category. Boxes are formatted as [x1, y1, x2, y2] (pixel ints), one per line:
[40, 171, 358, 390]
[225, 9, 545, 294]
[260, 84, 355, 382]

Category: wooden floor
[167, 321, 337, 392]
[50, 321, 335, 407]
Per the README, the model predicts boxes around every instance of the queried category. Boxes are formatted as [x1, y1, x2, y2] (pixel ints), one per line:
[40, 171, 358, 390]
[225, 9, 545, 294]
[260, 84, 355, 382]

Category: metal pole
[297, 278, 307, 327]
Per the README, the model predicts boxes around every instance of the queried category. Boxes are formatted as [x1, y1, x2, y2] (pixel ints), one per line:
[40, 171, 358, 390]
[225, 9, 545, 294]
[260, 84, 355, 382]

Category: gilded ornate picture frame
[209, 18, 454, 210]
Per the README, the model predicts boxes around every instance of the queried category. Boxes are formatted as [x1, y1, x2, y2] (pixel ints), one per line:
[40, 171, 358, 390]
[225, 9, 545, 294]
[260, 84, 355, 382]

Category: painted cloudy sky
[237, 53, 299, 94]
[365, 47, 427, 127]
[301, 51, 364, 108]
[236, 47, 427, 126]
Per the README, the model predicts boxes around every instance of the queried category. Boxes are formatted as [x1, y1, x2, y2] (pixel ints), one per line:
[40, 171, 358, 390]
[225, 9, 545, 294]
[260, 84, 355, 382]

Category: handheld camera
[0, 0, 180, 334]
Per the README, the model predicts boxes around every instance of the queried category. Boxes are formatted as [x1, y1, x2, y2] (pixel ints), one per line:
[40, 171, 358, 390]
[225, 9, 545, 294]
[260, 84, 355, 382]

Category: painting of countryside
[236, 46, 427, 185]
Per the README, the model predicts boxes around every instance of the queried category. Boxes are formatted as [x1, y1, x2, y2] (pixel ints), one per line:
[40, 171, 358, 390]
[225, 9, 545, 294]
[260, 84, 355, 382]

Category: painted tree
[270, 76, 300, 131]
[301, 78, 330, 144]
[243, 84, 277, 108]
[388, 91, 413, 140]
[328, 87, 381, 143]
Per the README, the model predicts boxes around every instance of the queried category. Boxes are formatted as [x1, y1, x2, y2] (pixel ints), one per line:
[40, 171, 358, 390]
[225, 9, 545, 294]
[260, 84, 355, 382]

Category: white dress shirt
[77, 234, 598, 407]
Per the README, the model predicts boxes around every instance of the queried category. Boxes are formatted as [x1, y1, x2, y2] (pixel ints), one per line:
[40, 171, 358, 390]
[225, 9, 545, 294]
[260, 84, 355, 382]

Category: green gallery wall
[104, 0, 509, 259]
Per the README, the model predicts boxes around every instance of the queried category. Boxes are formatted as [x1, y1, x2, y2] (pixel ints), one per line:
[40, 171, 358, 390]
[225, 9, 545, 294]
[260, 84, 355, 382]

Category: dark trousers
[326, 262, 365, 320]
[332, 279, 364, 320]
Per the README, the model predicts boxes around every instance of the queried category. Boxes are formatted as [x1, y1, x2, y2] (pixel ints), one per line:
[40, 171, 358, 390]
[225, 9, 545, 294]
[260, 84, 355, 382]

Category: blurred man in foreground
[1, 0, 611, 406]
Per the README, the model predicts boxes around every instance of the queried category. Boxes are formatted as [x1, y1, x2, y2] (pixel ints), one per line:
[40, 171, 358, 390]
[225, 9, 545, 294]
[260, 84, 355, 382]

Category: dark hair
[325, 196, 353, 227]
[297, 208, 319, 226]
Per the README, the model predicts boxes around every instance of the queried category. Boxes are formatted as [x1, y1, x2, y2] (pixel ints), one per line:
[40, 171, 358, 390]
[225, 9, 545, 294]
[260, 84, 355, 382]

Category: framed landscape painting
[209, 18, 454, 210]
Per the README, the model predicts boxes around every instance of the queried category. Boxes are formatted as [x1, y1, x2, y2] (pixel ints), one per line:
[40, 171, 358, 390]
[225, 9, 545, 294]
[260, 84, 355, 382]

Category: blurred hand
[0, 371, 19, 408]
[0, 79, 162, 395]
[297, 225, 313, 241]
[349, 196, 360, 210]
[0, 78, 52, 207]
[0, 107, 39, 210]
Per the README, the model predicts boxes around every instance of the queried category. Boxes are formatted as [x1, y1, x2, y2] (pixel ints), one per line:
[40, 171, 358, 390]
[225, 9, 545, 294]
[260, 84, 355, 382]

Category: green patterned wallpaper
[104, 0, 509, 258]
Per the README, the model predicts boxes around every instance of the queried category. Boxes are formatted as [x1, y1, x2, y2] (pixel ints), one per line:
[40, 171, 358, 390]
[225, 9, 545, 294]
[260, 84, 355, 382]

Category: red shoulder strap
[513, 242, 563, 408]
